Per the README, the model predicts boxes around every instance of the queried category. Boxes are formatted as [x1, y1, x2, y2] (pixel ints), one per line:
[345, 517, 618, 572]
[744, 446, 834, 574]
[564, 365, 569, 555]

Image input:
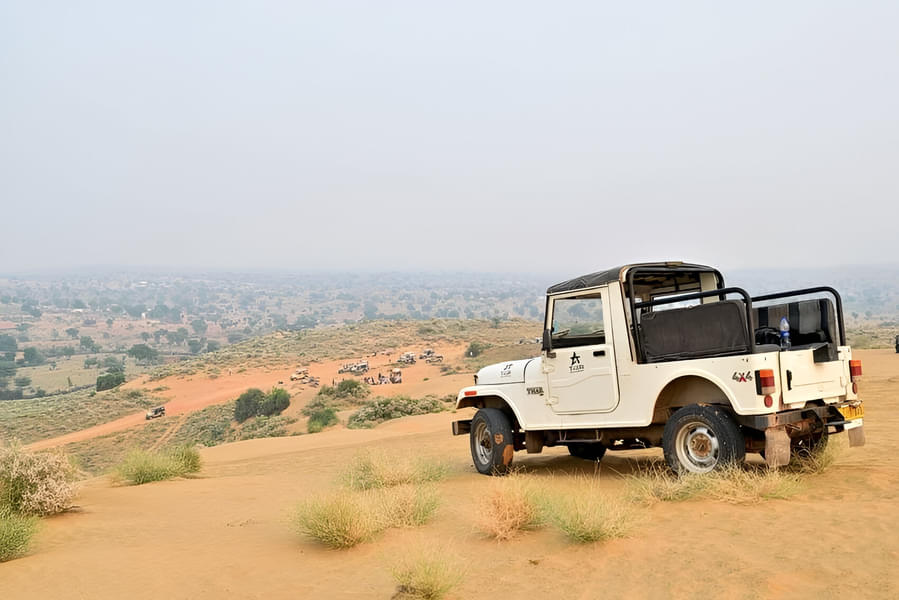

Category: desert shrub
[626, 462, 801, 505]
[347, 395, 447, 429]
[375, 484, 440, 528]
[306, 406, 338, 433]
[335, 379, 369, 400]
[96, 372, 125, 391]
[0, 513, 39, 562]
[259, 387, 290, 416]
[0, 445, 76, 516]
[235, 387, 291, 422]
[391, 549, 462, 600]
[238, 415, 297, 440]
[234, 388, 266, 422]
[113, 446, 202, 485]
[477, 475, 543, 540]
[293, 492, 382, 549]
[342, 452, 448, 491]
[168, 445, 202, 474]
[543, 480, 636, 544]
[465, 341, 489, 357]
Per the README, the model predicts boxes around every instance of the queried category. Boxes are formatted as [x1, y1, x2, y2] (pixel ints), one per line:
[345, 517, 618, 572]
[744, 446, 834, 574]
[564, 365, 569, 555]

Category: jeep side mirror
[542, 329, 552, 353]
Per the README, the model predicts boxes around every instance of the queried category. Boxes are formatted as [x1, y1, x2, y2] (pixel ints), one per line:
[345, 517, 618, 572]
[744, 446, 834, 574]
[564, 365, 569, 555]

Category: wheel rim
[675, 421, 719, 473]
[473, 420, 493, 465]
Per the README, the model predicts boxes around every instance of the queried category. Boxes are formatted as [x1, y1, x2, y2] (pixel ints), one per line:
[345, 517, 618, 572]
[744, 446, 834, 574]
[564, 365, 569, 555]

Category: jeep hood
[476, 358, 537, 385]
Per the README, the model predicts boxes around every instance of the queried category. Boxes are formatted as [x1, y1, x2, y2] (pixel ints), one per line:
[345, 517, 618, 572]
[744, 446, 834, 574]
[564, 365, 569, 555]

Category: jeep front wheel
[663, 405, 745, 474]
[470, 408, 514, 475]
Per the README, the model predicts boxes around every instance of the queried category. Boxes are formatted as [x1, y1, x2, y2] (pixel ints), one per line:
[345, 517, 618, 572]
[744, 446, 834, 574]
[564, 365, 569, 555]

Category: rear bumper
[733, 404, 853, 431]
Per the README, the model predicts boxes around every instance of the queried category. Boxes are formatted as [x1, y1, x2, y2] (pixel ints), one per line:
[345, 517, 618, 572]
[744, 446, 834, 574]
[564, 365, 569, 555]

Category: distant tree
[72, 299, 87, 309]
[102, 356, 124, 371]
[191, 319, 208, 335]
[127, 343, 159, 364]
[60, 346, 75, 358]
[187, 338, 205, 354]
[14, 376, 31, 389]
[80, 336, 100, 353]
[106, 318, 114, 328]
[0, 377, 8, 389]
[0, 334, 16, 353]
[84, 357, 99, 368]
[205, 340, 221, 353]
[140, 332, 151, 342]
[65, 327, 79, 339]
[23, 347, 45, 366]
[16, 323, 31, 332]
[96, 372, 125, 391]
[234, 388, 266, 422]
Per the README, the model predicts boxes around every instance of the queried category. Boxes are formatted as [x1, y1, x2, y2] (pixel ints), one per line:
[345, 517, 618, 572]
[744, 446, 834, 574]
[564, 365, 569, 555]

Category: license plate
[838, 404, 864, 420]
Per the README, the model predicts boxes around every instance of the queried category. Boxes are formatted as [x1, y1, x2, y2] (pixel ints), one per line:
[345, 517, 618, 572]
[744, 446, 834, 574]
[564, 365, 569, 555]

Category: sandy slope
[5, 350, 899, 599]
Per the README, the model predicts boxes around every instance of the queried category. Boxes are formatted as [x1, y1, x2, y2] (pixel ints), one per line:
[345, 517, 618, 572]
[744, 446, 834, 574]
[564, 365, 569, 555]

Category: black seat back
[640, 300, 750, 363]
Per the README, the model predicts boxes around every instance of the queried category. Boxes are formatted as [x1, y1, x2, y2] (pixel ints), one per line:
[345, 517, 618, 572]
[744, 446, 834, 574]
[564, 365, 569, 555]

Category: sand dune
[5, 349, 899, 599]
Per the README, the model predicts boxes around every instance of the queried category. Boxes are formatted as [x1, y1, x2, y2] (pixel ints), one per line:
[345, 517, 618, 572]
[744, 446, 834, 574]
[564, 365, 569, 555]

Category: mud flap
[525, 431, 544, 454]
[848, 424, 866, 447]
[765, 426, 791, 468]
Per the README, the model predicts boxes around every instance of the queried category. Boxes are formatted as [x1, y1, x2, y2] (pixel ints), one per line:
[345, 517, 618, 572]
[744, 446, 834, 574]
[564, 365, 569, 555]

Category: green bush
[234, 388, 290, 422]
[96, 372, 125, 391]
[335, 379, 369, 400]
[294, 492, 382, 549]
[347, 395, 447, 429]
[234, 388, 266, 422]
[307, 407, 338, 433]
[260, 387, 290, 416]
[113, 446, 202, 485]
[465, 341, 489, 358]
[0, 514, 39, 562]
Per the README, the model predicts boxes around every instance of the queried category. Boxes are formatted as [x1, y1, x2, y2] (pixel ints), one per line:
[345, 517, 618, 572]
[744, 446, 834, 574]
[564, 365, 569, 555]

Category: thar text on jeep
[452, 262, 865, 474]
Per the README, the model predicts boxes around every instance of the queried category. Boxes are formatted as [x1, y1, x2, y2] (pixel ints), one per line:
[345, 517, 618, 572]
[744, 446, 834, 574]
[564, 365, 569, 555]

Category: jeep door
[545, 290, 619, 414]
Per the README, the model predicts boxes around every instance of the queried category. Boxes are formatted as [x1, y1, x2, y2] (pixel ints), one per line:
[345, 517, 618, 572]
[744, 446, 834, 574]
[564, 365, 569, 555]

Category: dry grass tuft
[476, 474, 544, 540]
[391, 548, 463, 600]
[342, 451, 448, 491]
[542, 476, 636, 544]
[112, 445, 202, 486]
[626, 461, 801, 505]
[787, 435, 842, 475]
[375, 484, 440, 528]
[294, 492, 382, 549]
[0, 513, 39, 562]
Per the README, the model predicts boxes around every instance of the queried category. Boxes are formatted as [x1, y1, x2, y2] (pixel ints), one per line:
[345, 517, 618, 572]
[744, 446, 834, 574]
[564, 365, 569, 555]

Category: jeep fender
[455, 388, 524, 430]
[650, 371, 737, 424]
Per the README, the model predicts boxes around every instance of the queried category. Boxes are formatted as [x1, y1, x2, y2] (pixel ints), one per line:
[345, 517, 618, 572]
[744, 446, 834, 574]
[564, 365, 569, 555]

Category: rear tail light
[849, 360, 862, 380]
[755, 369, 776, 395]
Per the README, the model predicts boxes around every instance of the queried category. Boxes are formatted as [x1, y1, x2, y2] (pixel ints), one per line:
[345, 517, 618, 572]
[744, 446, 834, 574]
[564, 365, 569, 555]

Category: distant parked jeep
[453, 261, 865, 475]
[146, 406, 166, 420]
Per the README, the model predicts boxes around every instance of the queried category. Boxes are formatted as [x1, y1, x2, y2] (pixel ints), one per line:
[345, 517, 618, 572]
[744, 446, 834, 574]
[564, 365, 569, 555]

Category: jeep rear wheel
[470, 408, 514, 475]
[663, 405, 745, 474]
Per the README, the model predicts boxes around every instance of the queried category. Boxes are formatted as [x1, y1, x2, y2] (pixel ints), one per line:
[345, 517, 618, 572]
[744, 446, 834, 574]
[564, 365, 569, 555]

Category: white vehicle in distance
[453, 262, 865, 475]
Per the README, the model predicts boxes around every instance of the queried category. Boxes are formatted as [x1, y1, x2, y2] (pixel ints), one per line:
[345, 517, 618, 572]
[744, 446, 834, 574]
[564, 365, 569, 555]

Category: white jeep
[453, 262, 865, 474]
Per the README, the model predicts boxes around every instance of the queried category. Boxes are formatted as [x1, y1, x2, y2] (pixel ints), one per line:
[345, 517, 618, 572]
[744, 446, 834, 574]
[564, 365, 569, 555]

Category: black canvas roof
[546, 262, 716, 294]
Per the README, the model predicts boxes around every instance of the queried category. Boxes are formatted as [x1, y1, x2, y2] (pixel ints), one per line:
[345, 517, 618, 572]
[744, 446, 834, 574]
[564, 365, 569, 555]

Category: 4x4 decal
[732, 371, 753, 383]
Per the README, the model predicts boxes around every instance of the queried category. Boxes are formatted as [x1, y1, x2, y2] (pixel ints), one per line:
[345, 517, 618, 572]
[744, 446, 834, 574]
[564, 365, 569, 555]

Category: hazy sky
[2, 1, 897, 275]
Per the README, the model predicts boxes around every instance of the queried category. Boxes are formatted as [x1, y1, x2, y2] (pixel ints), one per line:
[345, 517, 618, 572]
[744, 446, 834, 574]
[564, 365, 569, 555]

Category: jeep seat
[639, 300, 751, 362]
